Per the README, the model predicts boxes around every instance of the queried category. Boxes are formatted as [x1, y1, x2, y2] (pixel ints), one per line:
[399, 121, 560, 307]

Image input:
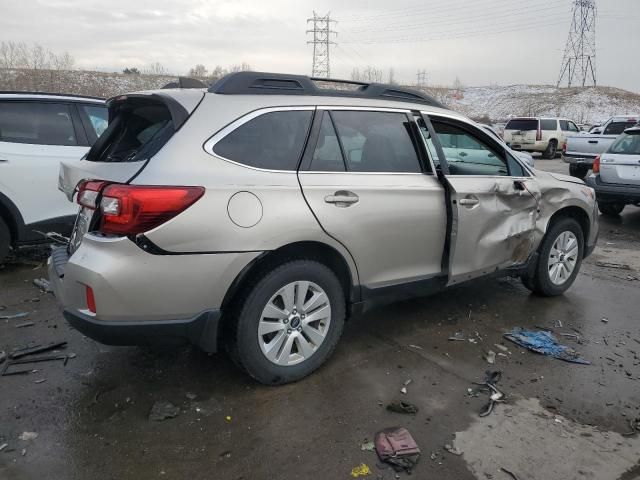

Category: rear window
[505, 119, 538, 131]
[80, 104, 108, 138]
[609, 131, 640, 155]
[87, 100, 173, 162]
[213, 110, 313, 170]
[0, 101, 77, 146]
[604, 121, 638, 136]
[541, 119, 557, 130]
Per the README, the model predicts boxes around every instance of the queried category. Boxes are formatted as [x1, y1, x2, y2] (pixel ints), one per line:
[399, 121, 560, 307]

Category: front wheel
[0, 216, 11, 265]
[229, 260, 345, 385]
[598, 203, 625, 216]
[521, 217, 584, 296]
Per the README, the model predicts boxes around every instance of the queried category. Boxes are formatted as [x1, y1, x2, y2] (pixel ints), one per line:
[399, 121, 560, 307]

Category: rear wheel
[598, 203, 625, 216]
[569, 164, 589, 178]
[0, 217, 11, 265]
[543, 140, 558, 159]
[521, 217, 583, 296]
[229, 260, 345, 385]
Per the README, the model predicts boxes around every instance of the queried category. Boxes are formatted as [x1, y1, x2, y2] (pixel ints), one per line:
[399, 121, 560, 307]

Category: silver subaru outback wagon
[49, 72, 598, 384]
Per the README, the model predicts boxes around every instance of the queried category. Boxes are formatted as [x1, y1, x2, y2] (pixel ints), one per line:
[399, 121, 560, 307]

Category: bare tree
[0, 41, 28, 69]
[351, 66, 383, 83]
[50, 51, 74, 71]
[122, 67, 140, 75]
[210, 65, 225, 80]
[228, 62, 252, 73]
[188, 64, 208, 77]
[388, 68, 396, 85]
[144, 62, 168, 75]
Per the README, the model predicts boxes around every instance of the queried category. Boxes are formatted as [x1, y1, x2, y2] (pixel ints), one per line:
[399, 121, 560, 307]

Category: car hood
[546, 172, 586, 186]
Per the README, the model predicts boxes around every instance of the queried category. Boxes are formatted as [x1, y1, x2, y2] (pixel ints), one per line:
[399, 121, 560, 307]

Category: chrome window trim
[204, 106, 316, 173]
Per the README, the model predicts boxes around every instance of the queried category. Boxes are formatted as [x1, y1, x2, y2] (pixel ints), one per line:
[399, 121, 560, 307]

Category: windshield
[505, 119, 538, 131]
[608, 131, 640, 155]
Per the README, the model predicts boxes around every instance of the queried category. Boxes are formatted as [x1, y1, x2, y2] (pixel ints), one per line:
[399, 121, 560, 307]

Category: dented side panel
[447, 176, 540, 284]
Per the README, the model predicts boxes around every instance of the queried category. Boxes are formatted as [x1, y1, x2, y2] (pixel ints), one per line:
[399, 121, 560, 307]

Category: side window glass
[507, 153, 526, 176]
[568, 122, 579, 132]
[559, 120, 569, 131]
[80, 105, 108, 137]
[213, 110, 312, 170]
[431, 121, 508, 176]
[541, 119, 557, 130]
[310, 112, 345, 171]
[0, 102, 77, 146]
[331, 111, 421, 173]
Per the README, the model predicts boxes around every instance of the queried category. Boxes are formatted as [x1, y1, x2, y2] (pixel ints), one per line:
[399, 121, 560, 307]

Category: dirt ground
[1, 159, 639, 480]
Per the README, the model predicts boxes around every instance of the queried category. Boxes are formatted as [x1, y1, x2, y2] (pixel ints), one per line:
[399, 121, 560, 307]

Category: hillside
[421, 84, 640, 124]
[2, 68, 640, 124]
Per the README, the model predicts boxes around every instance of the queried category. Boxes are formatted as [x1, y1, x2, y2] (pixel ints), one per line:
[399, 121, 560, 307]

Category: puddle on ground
[453, 397, 640, 480]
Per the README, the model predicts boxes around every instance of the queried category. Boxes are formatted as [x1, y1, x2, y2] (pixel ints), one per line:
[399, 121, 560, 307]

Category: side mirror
[591, 128, 602, 134]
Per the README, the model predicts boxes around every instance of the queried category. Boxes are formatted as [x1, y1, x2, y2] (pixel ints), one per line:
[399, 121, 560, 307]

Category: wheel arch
[221, 240, 358, 315]
[0, 191, 25, 246]
[546, 206, 590, 257]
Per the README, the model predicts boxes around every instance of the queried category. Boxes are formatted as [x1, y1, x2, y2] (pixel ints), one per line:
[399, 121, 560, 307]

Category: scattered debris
[449, 332, 466, 341]
[601, 317, 609, 323]
[9, 341, 67, 360]
[0, 351, 6, 365]
[623, 418, 640, 437]
[360, 440, 375, 451]
[2, 353, 73, 376]
[471, 371, 506, 417]
[185, 392, 197, 400]
[34, 379, 46, 384]
[375, 427, 420, 474]
[0, 443, 7, 452]
[443, 443, 463, 456]
[34, 230, 69, 245]
[400, 387, 407, 395]
[485, 350, 496, 365]
[596, 261, 631, 270]
[33, 278, 53, 293]
[494, 344, 509, 352]
[15, 322, 35, 329]
[403, 379, 413, 386]
[407, 344, 423, 350]
[18, 432, 38, 441]
[501, 467, 520, 480]
[504, 328, 590, 364]
[350, 463, 371, 477]
[0, 312, 29, 320]
[225, 415, 232, 422]
[386, 401, 419, 415]
[148, 401, 180, 421]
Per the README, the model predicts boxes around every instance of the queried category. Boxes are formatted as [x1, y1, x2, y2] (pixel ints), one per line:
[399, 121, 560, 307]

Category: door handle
[324, 191, 359, 207]
[0, 159, 8, 163]
[459, 197, 479, 206]
[588, 140, 598, 144]
[459, 152, 468, 157]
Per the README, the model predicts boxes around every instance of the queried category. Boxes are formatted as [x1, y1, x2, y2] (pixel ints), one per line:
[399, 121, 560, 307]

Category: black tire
[598, 203, 625, 216]
[0, 216, 11, 265]
[228, 260, 345, 385]
[521, 217, 584, 296]
[569, 164, 588, 178]
[543, 140, 558, 159]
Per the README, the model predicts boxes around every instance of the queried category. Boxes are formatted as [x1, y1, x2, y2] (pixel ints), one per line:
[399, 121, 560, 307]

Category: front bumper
[586, 175, 640, 204]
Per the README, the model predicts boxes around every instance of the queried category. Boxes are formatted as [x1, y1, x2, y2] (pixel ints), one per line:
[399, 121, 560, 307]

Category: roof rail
[161, 77, 208, 89]
[208, 71, 445, 108]
[0, 90, 105, 101]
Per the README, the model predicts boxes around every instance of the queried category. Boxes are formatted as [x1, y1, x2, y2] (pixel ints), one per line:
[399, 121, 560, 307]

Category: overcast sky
[1, 0, 639, 91]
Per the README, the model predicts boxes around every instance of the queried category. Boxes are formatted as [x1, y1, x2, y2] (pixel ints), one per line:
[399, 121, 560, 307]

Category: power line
[416, 70, 428, 87]
[306, 11, 337, 78]
[557, 0, 597, 87]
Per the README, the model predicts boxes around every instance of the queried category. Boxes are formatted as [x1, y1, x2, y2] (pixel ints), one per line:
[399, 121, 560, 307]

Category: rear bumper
[586, 175, 640, 204]
[63, 309, 221, 352]
[507, 140, 546, 152]
[562, 154, 595, 166]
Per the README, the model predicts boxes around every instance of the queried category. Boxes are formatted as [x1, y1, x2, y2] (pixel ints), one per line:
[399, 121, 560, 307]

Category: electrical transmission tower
[557, 0, 597, 88]
[307, 11, 337, 78]
[416, 70, 428, 88]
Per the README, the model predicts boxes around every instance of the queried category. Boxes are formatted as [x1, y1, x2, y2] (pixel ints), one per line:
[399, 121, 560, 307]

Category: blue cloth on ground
[503, 328, 590, 365]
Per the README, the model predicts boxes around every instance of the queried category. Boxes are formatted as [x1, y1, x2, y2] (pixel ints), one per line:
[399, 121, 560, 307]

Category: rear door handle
[459, 197, 479, 206]
[325, 191, 359, 207]
[0, 159, 8, 163]
[588, 140, 598, 144]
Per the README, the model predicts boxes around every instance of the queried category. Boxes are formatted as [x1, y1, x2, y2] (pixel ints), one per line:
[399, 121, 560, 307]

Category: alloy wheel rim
[258, 281, 331, 366]
[547, 231, 579, 285]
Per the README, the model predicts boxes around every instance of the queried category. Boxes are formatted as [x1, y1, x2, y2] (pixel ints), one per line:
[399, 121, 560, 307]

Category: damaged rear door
[422, 114, 540, 285]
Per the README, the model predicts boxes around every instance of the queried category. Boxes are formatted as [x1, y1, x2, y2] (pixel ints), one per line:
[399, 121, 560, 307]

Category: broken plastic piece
[148, 401, 180, 421]
[0, 312, 29, 320]
[503, 328, 590, 364]
[33, 278, 53, 293]
[374, 427, 421, 473]
[350, 463, 371, 477]
[386, 401, 419, 415]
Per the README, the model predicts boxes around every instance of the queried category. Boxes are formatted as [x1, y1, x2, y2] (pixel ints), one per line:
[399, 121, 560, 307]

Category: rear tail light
[76, 181, 204, 236]
[536, 124, 542, 141]
[562, 142, 567, 154]
[593, 155, 600, 174]
[85, 285, 96, 314]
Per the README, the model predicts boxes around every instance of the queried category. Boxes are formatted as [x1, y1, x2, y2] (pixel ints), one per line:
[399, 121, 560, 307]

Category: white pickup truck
[563, 116, 639, 178]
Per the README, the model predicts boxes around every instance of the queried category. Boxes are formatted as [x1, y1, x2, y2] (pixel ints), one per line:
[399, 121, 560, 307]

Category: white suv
[503, 117, 580, 159]
[0, 92, 107, 263]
